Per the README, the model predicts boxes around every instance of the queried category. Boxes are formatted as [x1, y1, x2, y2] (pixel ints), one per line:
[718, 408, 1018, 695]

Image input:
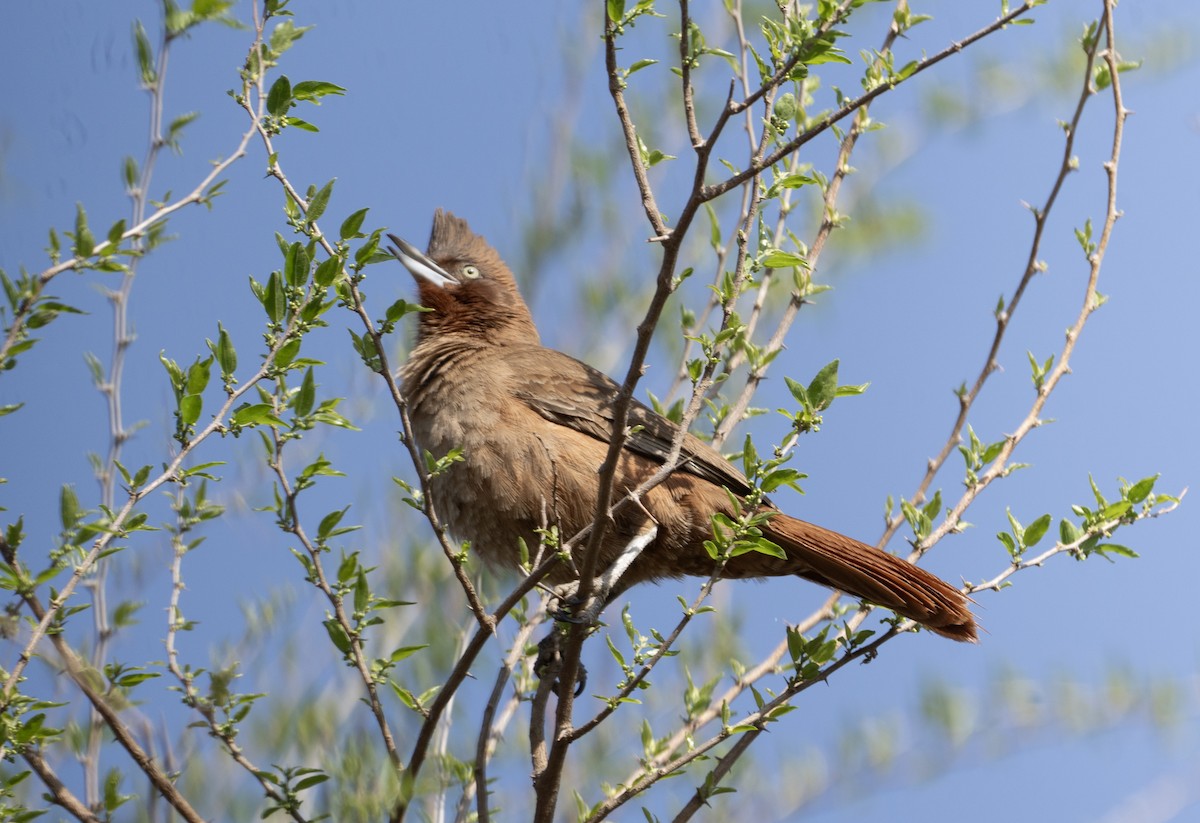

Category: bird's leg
[537, 521, 658, 695]
[593, 523, 657, 615]
[534, 625, 587, 698]
[550, 522, 658, 624]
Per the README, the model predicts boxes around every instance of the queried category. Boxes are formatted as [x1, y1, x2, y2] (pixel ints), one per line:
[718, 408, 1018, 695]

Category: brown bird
[390, 210, 976, 642]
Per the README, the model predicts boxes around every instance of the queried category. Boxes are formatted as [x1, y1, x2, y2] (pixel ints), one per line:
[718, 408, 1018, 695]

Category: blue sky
[1, 2, 1198, 821]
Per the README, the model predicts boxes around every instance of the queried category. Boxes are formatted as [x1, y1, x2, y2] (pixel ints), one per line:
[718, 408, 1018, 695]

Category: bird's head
[388, 210, 538, 344]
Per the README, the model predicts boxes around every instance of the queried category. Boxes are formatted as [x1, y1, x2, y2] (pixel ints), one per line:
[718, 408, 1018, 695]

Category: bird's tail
[761, 513, 977, 642]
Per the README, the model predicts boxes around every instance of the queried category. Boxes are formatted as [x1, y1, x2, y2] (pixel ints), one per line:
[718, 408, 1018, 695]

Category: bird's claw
[546, 584, 602, 625]
[534, 630, 587, 697]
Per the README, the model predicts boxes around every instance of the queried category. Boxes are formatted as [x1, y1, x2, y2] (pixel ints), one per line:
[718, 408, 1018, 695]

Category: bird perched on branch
[389, 210, 976, 642]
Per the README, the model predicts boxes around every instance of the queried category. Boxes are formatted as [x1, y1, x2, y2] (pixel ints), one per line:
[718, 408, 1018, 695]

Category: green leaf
[160, 352, 184, 392]
[307, 179, 334, 223]
[704, 202, 722, 251]
[231, 403, 285, 427]
[1126, 474, 1158, 505]
[806, 360, 839, 410]
[627, 58, 658, 76]
[607, 0, 626, 22]
[273, 337, 301, 370]
[294, 367, 316, 416]
[60, 484, 81, 530]
[323, 619, 352, 654]
[74, 203, 95, 258]
[179, 394, 202, 426]
[805, 50, 851, 66]
[317, 507, 349, 542]
[761, 468, 805, 493]
[773, 172, 816, 190]
[763, 249, 806, 269]
[1099, 500, 1132, 521]
[106, 219, 127, 247]
[784, 376, 808, 406]
[212, 323, 237, 377]
[748, 537, 786, 559]
[387, 646, 430, 668]
[133, 21, 156, 85]
[261, 271, 286, 322]
[313, 256, 342, 288]
[354, 570, 369, 613]
[1022, 513, 1052, 548]
[292, 80, 347, 102]
[284, 243, 310, 288]
[293, 773, 329, 792]
[285, 116, 319, 132]
[1093, 543, 1139, 559]
[1059, 518, 1082, 545]
[384, 299, 427, 323]
[266, 74, 293, 117]
[166, 111, 200, 146]
[339, 207, 369, 240]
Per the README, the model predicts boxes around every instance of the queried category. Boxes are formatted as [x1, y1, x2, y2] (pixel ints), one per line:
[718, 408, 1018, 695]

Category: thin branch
[568, 571, 724, 742]
[618, 604, 831, 789]
[902, 0, 1126, 557]
[164, 486, 308, 822]
[392, 556, 560, 823]
[21, 746, 101, 823]
[268, 426, 401, 770]
[678, 0, 703, 149]
[588, 626, 901, 822]
[235, 45, 494, 634]
[396, 402, 493, 629]
[2, 324, 296, 703]
[704, 2, 1041, 202]
[468, 610, 546, 823]
[712, 0, 909, 447]
[0, 133, 250, 375]
[9, 586, 206, 823]
[728, 0, 857, 121]
[84, 5, 175, 807]
[536, 4, 919, 817]
[605, 12, 669, 238]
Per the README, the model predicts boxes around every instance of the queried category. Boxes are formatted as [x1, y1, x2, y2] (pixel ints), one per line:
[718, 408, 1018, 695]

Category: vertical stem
[83, 14, 173, 809]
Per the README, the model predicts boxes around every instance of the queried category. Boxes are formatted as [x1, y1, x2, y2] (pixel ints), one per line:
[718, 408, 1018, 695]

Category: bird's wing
[505, 347, 753, 496]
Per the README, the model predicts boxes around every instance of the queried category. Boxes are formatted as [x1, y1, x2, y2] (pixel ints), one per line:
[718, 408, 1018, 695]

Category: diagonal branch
[704, 2, 1041, 203]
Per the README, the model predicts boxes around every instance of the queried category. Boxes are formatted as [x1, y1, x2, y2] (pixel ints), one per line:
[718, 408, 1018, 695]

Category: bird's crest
[400, 209, 538, 344]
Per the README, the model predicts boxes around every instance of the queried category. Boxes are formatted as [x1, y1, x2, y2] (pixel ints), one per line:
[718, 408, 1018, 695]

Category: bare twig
[267, 426, 401, 769]
[705, 2, 1042, 202]
[0, 115, 250, 374]
[392, 557, 559, 823]
[894, 0, 1128, 558]
[678, 0, 703, 149]
[467, 609, 546, 823]
[164, 486, 309, 822]
[2, 323, 296, 704]
[84, 6, 175, 806]
[11, 587, 207, 823]
[22, 746, 101, 823]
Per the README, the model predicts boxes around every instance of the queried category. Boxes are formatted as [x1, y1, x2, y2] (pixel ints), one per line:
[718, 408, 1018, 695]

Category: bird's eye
[461, 265, 481, 280]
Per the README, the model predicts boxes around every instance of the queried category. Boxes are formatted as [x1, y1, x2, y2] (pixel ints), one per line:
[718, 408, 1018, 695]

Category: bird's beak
[387, 234, 455, 288]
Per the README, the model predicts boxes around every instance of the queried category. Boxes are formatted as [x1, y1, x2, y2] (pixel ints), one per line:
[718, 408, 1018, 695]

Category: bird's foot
[534, 629, 587, 697]
[546, 583, 601, 625]
[548, 524, 660, 623]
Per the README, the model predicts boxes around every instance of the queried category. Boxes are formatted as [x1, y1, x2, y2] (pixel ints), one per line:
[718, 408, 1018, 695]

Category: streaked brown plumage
[391, 210, 976, 642]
